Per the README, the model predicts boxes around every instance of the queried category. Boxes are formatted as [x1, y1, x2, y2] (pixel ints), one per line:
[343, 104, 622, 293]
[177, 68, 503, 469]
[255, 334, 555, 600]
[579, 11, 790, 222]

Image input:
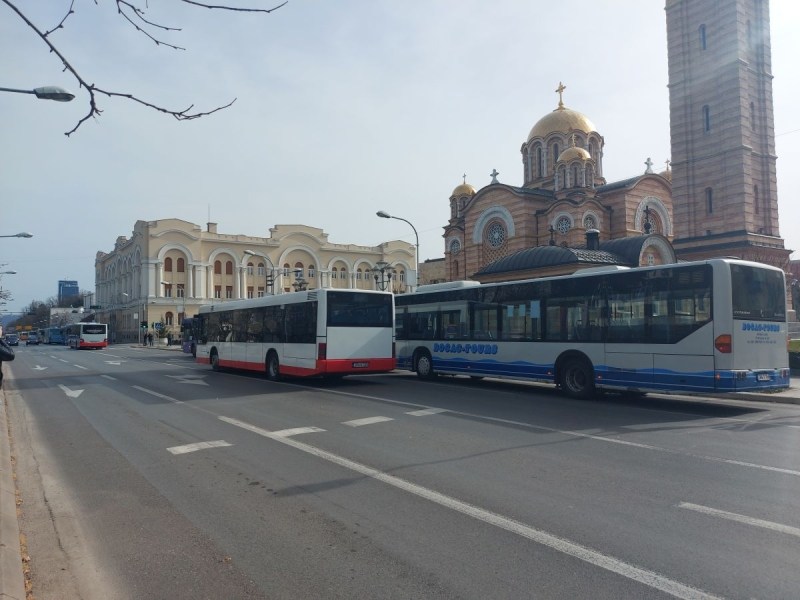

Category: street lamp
[0, 232, 33, 238]
[244, 250, 276, 295]
[291, 269, 308, 292]
[371, 261, 395, 291]
[0, 86, 75, 102]
[376, 210, 419, 289]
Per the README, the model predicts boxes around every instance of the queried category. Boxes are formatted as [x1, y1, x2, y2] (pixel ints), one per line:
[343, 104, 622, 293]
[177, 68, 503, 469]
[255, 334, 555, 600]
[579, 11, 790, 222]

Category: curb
[0, 383, 25, 600]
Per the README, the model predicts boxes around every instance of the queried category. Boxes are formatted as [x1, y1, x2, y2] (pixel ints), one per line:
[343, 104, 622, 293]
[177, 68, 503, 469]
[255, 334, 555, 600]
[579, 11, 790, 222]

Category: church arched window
[552, 143, 560, 165]
[699, 24, 707, 50]
[705, 187, 713, 214]
[536, 147, 543, 178]
[572, 165, 579, 187]
[703, 105, 711, 132]
[754, 185, 760, 214]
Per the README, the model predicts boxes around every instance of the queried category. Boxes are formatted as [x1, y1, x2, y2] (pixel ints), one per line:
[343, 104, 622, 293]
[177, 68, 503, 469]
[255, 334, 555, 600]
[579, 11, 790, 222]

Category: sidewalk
[0, 385, 25, 600]
[716, 371, 800, 404]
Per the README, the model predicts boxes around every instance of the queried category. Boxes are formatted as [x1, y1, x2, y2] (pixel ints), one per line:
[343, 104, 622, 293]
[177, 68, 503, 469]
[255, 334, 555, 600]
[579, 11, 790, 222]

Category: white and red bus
[65, 322, 109, 349]
[395, 258, 790, 398]
[196, 289, 395, 379]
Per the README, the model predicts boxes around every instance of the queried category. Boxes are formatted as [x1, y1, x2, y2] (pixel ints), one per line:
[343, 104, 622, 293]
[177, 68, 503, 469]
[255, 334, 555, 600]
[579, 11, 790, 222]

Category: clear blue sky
[1, 1, 799, 314]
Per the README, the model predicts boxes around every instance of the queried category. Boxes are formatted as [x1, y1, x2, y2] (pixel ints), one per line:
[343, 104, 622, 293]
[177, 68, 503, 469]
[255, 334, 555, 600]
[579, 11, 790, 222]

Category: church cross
[490, 168, 499, 184]
[664, 159, 671, 171]
[555, 81, 566, 108]
[644, 157, 654, 174]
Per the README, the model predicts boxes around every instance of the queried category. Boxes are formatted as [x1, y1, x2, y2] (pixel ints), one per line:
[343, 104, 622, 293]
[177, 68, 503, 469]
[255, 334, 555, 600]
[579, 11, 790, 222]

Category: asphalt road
[4, 344, 800, 599]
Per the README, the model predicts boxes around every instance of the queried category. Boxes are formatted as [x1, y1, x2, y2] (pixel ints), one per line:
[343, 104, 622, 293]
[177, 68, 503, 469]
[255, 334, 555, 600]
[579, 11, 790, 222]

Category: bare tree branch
[2, 0, 287, 135]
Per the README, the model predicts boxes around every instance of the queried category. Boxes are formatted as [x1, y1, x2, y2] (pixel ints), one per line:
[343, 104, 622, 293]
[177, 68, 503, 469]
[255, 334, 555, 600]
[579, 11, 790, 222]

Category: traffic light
[140, 321, 148, 329]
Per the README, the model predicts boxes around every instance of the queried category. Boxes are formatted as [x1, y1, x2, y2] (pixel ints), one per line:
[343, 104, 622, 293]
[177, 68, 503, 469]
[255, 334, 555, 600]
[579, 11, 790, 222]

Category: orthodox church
[442, 83, 676, 284]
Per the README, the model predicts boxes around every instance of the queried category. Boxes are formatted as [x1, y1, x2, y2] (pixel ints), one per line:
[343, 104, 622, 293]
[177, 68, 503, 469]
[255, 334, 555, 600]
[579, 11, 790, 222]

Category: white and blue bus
[395, 258, 790, 398]
[196, 289, 395, 379]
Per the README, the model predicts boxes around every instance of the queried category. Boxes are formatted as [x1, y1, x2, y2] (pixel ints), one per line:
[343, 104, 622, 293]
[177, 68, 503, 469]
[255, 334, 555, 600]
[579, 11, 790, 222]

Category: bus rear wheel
[560, 357, 595, 399]
[210, 349, 220, 371]
[415, 350, 436, 380]
[266, 352, 280, 381]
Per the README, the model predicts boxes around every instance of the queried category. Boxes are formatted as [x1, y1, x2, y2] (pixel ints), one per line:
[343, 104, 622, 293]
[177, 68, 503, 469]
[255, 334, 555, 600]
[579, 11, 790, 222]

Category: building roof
[527, 105, 597, 142]
[475, 245, 624, 275]
[475, 234, 668, 276]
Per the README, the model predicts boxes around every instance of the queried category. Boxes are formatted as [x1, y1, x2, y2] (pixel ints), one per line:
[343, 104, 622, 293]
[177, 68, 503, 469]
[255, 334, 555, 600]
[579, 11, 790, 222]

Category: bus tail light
[714, 334, 732, 354]
[318, 342, 327, 360]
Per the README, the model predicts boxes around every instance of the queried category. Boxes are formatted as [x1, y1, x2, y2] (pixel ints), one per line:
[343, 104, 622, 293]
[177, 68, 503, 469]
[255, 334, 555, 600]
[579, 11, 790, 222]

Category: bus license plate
[352, 362, 369, 368]
[757, 373, 771, 382]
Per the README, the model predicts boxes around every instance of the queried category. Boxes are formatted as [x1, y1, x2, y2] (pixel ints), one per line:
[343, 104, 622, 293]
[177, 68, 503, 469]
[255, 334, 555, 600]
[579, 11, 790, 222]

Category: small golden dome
[557, 146, 591, 162]
[527, 106, 597, 142]
[658, 169, 672, 182]
[452, 182, 476, 197]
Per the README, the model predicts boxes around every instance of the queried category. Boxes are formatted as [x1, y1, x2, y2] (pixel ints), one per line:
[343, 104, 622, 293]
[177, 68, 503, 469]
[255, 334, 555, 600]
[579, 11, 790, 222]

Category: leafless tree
[2, 0, 287, 135]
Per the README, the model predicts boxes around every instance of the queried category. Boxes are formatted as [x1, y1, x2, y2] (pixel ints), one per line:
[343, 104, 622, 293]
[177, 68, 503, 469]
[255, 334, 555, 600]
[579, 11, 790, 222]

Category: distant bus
[65, 322, 109, 349]
[43, 327, 66, 345]
[196, 289, 395, 379]
[394, 258, 790, 397]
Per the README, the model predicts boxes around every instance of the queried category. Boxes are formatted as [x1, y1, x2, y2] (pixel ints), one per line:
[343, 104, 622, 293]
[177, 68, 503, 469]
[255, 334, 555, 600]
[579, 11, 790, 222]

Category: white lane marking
[58, 384, 84, 399]
[59, 359, 69, 363]
[219, 415, 721, 600]
[407, 408, 448, 417]
[167, 440, 232, 455]
[218, 418, 324, 438]
[342, 416, 393, 427]
[678, 502, 800, 538]
[100, 375, 117, 381]
[132, 386, 184, 404]
[104, 360, 125, 365]
[73, 364, 88, 370]
[32, 365, 48, 371]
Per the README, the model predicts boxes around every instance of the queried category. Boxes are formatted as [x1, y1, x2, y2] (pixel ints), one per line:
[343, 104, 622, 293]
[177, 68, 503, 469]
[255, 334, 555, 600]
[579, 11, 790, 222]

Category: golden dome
[659, 169, 672, 181]
[452, 182, 476, 197]
[527, 106, 597, 142]
[557, 145, 591, 162]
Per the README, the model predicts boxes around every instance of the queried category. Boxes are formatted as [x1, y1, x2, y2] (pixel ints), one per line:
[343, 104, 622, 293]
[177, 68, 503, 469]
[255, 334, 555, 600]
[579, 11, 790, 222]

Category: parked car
[26, 333, 40, 346]
[4, 334, 19, 346]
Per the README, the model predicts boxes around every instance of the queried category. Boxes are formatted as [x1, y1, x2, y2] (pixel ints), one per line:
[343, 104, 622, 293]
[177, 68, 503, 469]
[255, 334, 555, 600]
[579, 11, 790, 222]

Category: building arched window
[331, 267, 338, 279]
[165, 312, 174, 326]
[552, 143, 560, 165]
[283, 263, 290, 276]
[572, 165, 579, 187]
[356, 268, 362, 280]
[750, 101, 756, 130]
[308, 265, 315, 278]
[536, 147, 543, 178]
[164, 257, 173, 272]
[247, 262, 254, 276]
[703, 105, 711, 132]
[754, 185, 760, 214]
[294, 262, 304, 277]
[214, 260, 222, 274]
[257, 263, 265, 276]
[225, 261, 233, 275]
[706, 187, 713, 214]
[699, 24, 707, 50]
[177, 258, 185, 273]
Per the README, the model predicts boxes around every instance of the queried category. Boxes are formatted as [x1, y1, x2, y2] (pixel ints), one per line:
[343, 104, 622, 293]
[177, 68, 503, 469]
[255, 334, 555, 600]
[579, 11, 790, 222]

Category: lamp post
[0, 86, 74, 102]
[292, 269, 308, 292]
[371, 261, 395, 291]
[0, 232, 33, 238]
[376, 210, 419, 290]
[244, 250, 276, 295]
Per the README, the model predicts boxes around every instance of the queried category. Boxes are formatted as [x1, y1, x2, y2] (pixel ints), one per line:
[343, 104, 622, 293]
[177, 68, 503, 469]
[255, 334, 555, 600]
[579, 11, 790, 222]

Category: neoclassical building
[95, 219, 415, 342]
[441, 85, 676, 282]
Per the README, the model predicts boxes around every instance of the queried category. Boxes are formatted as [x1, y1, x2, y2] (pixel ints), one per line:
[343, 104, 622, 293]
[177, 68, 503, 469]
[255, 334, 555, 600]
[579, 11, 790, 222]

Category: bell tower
[666, 0, 790, 267]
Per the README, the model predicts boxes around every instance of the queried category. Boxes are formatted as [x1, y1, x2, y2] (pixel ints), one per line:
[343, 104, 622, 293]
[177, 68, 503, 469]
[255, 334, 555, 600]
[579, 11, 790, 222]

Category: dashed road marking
[679, 502, 800, 538]
[342, 416, 393, 427]
[167, 440, 232, 455]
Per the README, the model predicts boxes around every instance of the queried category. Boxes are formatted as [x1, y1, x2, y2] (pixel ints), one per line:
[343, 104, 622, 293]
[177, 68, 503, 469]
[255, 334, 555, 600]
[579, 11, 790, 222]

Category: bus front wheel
[266, 352, 280, 381]
[559, 357, 595, 399]
[415, 350, 436, 380]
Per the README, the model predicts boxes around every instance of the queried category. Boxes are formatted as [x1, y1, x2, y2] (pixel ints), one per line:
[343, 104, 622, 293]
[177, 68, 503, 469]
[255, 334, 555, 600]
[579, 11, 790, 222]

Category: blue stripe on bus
[397, 354, 789, 393]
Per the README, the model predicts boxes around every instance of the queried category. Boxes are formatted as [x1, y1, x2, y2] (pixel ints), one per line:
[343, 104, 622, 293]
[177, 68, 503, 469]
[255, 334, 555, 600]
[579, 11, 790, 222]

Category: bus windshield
[327, 291, 393, 327]
[730, 264, 786, 322]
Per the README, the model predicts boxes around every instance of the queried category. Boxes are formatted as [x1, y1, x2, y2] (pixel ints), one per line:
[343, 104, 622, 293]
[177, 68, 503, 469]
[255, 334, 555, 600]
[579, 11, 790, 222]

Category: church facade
[442, 85, 677, 283]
